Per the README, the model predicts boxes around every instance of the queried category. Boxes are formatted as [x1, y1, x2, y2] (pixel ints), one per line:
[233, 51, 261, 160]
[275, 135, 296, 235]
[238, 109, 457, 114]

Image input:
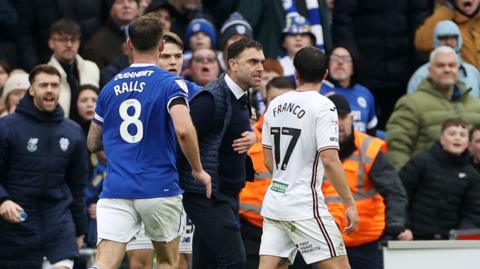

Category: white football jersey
[261, 90, 339, 220]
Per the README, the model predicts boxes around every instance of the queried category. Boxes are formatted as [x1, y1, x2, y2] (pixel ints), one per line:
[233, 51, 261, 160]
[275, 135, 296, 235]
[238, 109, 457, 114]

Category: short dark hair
[163, 31, 184, 50]
[266, 76, 293, 93]
[29, 64, 61, 84]
[128, 14, 164, 52]
[79, 84, 99, 95]
[50, 19, 81, 37]
[441, 117, 468, 132]
[226, 37, 262, 62]
[293, 46, 327, 83]
[470, 123, 480, 141]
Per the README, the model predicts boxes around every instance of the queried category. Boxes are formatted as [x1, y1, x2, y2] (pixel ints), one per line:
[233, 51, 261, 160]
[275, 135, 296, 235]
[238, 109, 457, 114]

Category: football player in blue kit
[86, 14, 211, 269]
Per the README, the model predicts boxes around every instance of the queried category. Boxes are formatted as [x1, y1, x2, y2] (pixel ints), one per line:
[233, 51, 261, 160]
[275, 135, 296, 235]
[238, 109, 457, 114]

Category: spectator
[1, 72, 29, 116]
[415, 0, 480, 69]
[84, 151, 106, 248]
[387, 46, 480, 170]
[182, 16, 218, 70]
[254, 59, 283, 116]
[323, 94, 407, 269]
[239, 76, 293, 269]
[469, 123, 480, 174]
[83, 0, 139, 69]
[399, 117, 480, 240]
[408, 20, 480, 97]
[138, 0, 152, 14]
[0, 64, 88, 269]
[332, 0, 431, 129]
[47, 19, 100, 118]
[219, 12, 253, 71]
[0, 60, 12, 114]
[0, 0, 19, 68]
[178, 38, 262, 269]
[73, 84, 98, 137]
[144, 1, 174, 30]
[16, 0, 103, 71]
[0, 60, 11, 90]
[237, 0, 332, 58]
[320, 45, 378, 135]
[277, 13, 316, 84]
[185, 48, 221, 86]
[162, 0, 202, 39]
[99, 41, 132, 88]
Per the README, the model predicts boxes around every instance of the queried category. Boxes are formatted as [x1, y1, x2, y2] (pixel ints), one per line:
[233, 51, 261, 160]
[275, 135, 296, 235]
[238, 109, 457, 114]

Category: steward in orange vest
[239, 115, 271, 228]
[323, 94, 407, 269]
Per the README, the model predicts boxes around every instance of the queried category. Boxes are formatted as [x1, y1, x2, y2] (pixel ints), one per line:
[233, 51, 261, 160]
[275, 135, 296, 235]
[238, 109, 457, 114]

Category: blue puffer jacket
[0, 94, 88, 268]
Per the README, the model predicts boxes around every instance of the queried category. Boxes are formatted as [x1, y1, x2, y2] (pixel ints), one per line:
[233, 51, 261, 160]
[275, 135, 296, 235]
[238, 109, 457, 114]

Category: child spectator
[1, 72, 29, 116]
[277, 13, 315, 84]
[399, 118, 480, 240]
[183, 16, 217, 71]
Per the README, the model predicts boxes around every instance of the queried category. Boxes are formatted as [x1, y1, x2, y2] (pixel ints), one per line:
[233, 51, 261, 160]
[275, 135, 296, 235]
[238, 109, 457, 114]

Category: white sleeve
[262, 114, 272, 148]
[315, 105, 339, 151]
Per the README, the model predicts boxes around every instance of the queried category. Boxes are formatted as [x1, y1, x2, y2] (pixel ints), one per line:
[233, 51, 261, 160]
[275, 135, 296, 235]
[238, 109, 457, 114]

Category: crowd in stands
[0, 0, 480, 268]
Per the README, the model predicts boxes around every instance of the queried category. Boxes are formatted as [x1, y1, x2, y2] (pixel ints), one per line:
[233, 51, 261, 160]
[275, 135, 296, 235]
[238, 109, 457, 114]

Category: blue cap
[184, 17, 217, 50]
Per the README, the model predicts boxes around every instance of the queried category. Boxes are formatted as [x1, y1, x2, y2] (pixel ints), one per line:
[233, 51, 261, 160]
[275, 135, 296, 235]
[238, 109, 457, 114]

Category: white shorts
[97, 196, 185, 244]
[259, 216, 346, 264]
[125, 214, 195, 254]
[42, 258, 74, 269]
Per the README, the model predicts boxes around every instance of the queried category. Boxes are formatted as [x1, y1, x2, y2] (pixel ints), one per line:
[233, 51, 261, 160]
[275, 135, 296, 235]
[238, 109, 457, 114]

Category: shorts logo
[59, 137, 70, 151]
[271, 180, 289, 193]
[27, 138, 38, 152]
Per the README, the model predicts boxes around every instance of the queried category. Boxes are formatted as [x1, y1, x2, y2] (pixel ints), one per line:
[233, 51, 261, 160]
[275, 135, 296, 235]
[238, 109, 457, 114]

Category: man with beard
[0, 64, 88, 269]
[322, 94, 407, 269]
[320, 45, 378, 135]
[177, 38, 263, 269]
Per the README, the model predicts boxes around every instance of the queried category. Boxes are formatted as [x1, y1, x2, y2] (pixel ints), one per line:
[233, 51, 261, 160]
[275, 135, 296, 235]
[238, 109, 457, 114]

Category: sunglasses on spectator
[192, 56, 216, 63]
[330, 54, 352, 63]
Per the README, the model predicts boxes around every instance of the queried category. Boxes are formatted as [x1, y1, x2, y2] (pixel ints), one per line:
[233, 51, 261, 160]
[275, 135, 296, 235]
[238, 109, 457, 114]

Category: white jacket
[48, 54, 99, 117]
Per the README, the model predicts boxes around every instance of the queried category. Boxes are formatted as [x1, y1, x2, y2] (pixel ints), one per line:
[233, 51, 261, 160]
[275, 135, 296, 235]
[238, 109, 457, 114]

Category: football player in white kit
[259, 47, 359, 269]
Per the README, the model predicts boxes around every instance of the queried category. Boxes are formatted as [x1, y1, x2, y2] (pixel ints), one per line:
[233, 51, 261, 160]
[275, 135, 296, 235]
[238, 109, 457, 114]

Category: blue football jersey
[320, 83, 378, 132]
[93, 64, 189, 199]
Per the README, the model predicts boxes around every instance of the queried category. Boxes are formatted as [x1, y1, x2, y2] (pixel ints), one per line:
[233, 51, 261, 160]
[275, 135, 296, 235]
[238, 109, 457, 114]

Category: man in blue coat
[0, 64, 88, 269]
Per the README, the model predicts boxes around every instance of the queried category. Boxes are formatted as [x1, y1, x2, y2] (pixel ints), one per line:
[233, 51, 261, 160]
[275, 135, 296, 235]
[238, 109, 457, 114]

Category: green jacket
[386, 78, 480, 170]
[237, 0, 332, 58]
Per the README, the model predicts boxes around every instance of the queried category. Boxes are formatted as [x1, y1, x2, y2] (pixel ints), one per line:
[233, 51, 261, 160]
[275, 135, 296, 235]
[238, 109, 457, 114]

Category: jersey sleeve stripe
[318, 146, 339, 152]
[94, 113, 104, 123]
[167, 96, 189, 113]
[262, 144, 272, 149]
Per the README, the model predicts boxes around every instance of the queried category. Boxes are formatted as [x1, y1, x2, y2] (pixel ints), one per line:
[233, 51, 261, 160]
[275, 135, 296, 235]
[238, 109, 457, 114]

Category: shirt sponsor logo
[271, 180, 289, 193]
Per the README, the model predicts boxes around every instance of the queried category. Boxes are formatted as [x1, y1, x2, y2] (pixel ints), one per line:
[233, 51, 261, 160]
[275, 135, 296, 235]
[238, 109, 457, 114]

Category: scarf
[282, 0, 325, 51]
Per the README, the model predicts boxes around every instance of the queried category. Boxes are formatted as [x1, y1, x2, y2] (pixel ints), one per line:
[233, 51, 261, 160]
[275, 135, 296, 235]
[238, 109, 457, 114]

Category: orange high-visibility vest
[239, 116, 272, 228]
[322, 131, 387, 247]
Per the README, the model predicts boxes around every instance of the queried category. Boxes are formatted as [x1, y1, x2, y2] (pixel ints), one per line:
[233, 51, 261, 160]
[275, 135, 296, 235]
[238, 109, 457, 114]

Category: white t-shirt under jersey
[261, 90, 339, 221]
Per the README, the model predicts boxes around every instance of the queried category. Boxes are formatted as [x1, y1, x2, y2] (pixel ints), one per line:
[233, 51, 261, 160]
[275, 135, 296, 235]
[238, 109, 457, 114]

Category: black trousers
[183, 192, 246, 269]
[347, 239, 383, 269]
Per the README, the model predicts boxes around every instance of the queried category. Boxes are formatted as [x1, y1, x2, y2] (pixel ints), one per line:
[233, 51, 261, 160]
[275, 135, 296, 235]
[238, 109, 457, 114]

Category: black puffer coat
[332, 0, 432, 89]
[0, 94, 88, 268]
[400, 141, 480, 239]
